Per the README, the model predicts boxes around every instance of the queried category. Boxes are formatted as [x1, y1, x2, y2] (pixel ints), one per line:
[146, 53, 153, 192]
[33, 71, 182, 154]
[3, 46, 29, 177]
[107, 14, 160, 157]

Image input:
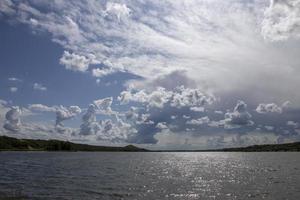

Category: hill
[0, 136, 148, 152]
[219, 142, 300, 152]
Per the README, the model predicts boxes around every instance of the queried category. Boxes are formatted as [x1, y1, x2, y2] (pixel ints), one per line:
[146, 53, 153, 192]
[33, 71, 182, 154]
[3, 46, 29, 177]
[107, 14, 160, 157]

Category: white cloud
[190, 107, 205, 112]
[224, 100, 254, 129]
[59, 51, 94, 72]
[93, 97, 114, 115]
[9, 87, 18, 93]
[287, 120, 299, 128]
[8, 77, 22, 82]
[2, 0, 300, 147]
[92, 67, 115, 78]
[256, 103, 282, 114]
[186, 116, 210, 126]
[262, 0, 300, 41]
[264, 125, 274, 131]
[3, 106, 21, 132]
[28, 104, 56, 112]
[2, 0, 300, 106]
[79, 99, 136, 141]
[105, 2, 131, 21]
[33, 83, 47, 91]
[118, 86, 214, 109]
[156, 122, 168, 129]
[55, 105, 81, 126]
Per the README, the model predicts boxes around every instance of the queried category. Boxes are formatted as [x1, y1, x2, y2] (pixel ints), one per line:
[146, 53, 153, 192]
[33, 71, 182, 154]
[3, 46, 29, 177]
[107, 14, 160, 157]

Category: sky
[0, 0, 300, 150]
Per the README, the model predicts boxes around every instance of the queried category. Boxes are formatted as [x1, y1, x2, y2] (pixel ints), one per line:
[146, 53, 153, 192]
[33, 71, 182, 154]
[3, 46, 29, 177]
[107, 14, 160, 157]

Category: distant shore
[1, 135, 300, 152]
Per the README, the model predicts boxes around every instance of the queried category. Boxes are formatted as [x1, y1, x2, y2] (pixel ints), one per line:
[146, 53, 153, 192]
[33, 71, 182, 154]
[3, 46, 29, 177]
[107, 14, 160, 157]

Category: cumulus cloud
[262, 0, 300, 41]
[2, 0, 300, 148]
[2, 0, 300, 107]
[33, 83, 47, 91]
[287, 120, 299, 128]
[3, 106, 22, 132]
[156, 122, 168, 129]
[79, 99, 136, 142]
[190, 107, 205, 112]
[186, 116, 210, 126]
[256, 103, 282, 113]
[170, 86, 215, 108]
[92, 67, 116, 78]
[55, 105, 81, 126]
[105, 2, 131, 21]
[28, 103, 81, 134]
[119, 86, 214, 109]
[79, 104, 98, 136]
[59, 51, 95, 72]
[79, 97, 116, 136]
[118, 87, 172, 108]
[93, 97, 114, 115]
[224, 101, 254, 129]
[28, 104, 56, 112]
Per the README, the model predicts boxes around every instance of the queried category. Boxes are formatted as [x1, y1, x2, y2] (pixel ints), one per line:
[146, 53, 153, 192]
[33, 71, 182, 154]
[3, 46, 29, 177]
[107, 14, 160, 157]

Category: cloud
[119, 85, 214, 109]
[93, 97, 114, 115]
[9, 87, 18, 93]
[190, 107, 205, 112]
[3, 106, 22, 132]
[59, 51, 95, 72]
[79, 104, 98, 136]
[8, 77, 22, 82]
[28, 104, 56, 112]
[2, 0, 300, 107]
[79, 97, 115, 136]
[170, 86, 215, 108]
[287, 120, 299, 128]
[92, 67, 116, 78]
[33, 83, 47, 91]
[118, 87, 172, 108]
[256, 103, 282, 114]
[186, 116, 210, 126]
[262, 0, 300, 41]
[105, 2, 131, 21]
[55, 105, 81, 126]
[79, 99, 137, 142]
[224, 100, 254, 129]
[0, 99, 7, 106]
[264, 125, 274, 131]
[2, 0, 300, 148]
[28, 103, 81, 133]
[156, 122, 168, 129]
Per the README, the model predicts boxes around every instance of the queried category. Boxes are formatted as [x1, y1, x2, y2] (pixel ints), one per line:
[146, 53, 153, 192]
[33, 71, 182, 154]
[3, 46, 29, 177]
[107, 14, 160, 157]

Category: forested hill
[1, 135, 300, 152]
[219, 142, 300, 152]
[0, 136, 148, 152]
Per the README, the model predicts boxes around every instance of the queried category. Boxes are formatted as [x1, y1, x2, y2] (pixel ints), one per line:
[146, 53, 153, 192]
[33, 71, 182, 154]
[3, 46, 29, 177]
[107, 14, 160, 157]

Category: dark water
[0, 152, 299, 200]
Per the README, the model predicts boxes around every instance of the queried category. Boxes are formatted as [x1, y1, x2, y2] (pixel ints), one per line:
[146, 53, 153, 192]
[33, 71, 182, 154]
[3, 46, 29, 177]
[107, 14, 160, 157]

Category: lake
[0, 152, 299, 199]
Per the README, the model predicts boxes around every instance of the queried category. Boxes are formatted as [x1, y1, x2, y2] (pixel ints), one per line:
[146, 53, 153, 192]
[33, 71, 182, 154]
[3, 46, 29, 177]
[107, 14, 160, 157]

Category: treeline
[220, 142, 300, 152]
[0, 136, 148, 152]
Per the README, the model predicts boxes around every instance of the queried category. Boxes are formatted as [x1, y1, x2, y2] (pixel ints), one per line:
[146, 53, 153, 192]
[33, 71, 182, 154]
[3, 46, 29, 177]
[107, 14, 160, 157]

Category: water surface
[0, 152, 299, 199]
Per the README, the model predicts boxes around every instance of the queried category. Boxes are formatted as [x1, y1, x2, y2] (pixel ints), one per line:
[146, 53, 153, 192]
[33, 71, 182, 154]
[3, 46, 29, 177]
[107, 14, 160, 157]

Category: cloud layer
[1, 0, 300, 149]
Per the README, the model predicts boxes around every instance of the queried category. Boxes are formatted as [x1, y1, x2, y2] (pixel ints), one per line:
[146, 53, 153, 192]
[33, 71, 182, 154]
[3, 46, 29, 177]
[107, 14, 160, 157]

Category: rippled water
[0, 152, 299, 200]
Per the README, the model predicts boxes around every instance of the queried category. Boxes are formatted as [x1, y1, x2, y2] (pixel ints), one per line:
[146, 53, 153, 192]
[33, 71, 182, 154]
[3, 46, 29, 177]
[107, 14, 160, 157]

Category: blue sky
[0, 0, 300, 150]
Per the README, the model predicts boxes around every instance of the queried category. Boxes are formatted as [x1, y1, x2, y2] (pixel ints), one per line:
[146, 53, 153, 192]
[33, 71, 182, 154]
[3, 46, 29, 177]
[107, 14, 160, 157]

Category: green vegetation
[0, 136, 148, 152]
[1, 135, 300, 152]
[220, 142, 300, 152]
